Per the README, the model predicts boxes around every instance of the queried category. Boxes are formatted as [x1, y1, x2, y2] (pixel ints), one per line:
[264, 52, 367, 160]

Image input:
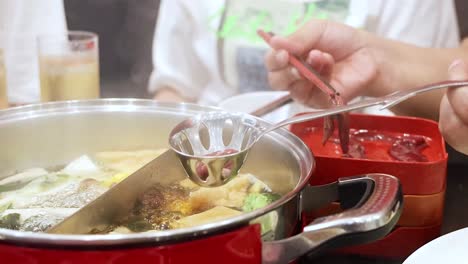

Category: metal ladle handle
[261, 80, 468, 135]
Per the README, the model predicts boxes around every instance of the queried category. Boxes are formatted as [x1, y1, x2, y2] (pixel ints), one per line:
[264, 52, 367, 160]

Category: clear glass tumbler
[38, 31, 100, 102]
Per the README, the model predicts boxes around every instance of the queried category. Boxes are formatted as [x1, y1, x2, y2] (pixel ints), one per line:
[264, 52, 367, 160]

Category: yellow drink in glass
[38, 31, 100, 102]
[39, 55, 99, 101]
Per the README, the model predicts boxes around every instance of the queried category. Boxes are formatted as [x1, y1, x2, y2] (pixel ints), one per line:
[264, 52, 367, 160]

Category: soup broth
[0, 150, 279, 233]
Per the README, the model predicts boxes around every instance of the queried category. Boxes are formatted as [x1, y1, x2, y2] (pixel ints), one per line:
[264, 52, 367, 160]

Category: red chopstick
[257, 29, 338, 97]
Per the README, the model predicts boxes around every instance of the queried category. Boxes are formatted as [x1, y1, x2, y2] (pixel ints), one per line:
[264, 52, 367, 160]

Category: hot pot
[0, 99, 402, 264]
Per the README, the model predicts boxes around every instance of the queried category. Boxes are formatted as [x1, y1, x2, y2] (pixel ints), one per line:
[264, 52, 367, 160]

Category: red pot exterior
[0, 225, 262, 264]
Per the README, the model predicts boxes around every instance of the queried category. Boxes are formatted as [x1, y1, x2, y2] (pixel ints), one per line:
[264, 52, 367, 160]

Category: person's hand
[264, 19, 379, 107]
[439, 59, 468, 155]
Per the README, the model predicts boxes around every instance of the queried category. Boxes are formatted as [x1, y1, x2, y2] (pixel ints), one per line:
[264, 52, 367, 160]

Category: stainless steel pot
[0, 99, 402, 264]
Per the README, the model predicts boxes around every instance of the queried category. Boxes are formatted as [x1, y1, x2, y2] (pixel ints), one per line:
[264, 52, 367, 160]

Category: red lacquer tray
[299, 215, 442, 259]
[308, 186, 445, 227]
[336, 223, 442, 259]
[290, 113, 448, 195]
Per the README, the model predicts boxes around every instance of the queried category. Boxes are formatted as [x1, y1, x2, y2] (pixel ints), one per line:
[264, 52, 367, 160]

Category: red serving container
[337, 224, 442, 258]
[292, 113, 448, 258]
[298, 216, 442, 259]
[290, 114, 448, 195]
[301, 189, 446, 258]
[310, 186, 445, 227]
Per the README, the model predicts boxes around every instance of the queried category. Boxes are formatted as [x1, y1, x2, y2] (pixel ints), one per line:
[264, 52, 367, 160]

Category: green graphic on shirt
[208, 2, 335, 43]
[284, 4, 328, 36]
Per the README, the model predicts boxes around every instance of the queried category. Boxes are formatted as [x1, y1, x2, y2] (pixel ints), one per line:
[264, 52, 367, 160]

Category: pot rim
[0, 99, 314, 247]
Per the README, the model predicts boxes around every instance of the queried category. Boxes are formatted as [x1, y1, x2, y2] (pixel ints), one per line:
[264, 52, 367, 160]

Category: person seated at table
[148, 0, 459, 106]
[0, 0, 67, 105]
[264, 19, 468, 155]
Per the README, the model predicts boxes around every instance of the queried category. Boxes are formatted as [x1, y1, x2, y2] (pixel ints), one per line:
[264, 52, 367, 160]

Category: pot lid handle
[262, 173, 403, 264]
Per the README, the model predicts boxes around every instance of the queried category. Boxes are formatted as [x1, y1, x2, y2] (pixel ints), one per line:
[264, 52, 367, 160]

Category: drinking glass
[38, 31, 100, 102]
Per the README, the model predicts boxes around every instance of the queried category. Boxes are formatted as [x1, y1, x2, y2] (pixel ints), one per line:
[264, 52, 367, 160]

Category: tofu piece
[94, 149, 166, 174]
[109, 226, 133, 234]
[179, 178, 200, 191]
[189, 174, 253, 211]
[176, 206, 242, 228]
[62, 155, 101, 176]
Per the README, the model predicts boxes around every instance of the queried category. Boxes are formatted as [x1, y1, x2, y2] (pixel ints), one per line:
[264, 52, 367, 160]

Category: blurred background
[64, 0, 160, 99]
[64, 0, 468, 164]
[63, 0, 468, 98]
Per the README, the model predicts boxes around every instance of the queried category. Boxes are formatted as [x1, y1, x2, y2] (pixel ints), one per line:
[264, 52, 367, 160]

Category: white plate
[218, 91, 313, 122]
[403, 227, 468, 264]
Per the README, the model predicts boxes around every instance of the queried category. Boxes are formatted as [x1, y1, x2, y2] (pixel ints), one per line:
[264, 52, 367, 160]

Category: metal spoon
[169, 80, 468, 187]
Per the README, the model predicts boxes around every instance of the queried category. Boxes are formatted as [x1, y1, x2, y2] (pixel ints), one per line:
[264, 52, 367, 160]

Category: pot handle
[262, 173, 403, 264]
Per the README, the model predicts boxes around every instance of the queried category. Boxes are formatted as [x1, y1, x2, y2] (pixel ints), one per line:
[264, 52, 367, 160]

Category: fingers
[439, 59, 468, 154]
[446, 59, 468, 124]
[264, 23, 338, 109]
[265, 48, 334, 74]
[264, 49, 289, 71]
[306, 50, 335, 76]
[269, 20, 330, 56]
[265, 49, 301, 91]
[268, 66, 302, 91]
[289, 80, 331, 107]
[269, 35, 306, 55]
[267, 19, 360, 60]
[439, 95, 468, 154]
[266, 48, 336, 109]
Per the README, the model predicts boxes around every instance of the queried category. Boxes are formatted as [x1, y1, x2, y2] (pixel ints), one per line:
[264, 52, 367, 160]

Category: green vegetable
[253, 212, 278, 238]
[39, 173, 70, 191]
[0, 213, 20, 230]
[242, 192, 280, 212]
[242, 193, 280, 236]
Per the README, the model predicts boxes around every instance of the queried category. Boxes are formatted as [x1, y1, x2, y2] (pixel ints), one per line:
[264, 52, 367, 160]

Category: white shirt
[0, 0, 67, 104]
[149, 0, 460, 107]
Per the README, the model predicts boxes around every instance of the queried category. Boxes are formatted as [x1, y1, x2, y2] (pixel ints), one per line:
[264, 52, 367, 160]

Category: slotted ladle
[169, 80, 468, 187]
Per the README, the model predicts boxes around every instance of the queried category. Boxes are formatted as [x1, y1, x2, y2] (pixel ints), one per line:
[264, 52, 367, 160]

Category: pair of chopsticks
[251, 30, 335, 117]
